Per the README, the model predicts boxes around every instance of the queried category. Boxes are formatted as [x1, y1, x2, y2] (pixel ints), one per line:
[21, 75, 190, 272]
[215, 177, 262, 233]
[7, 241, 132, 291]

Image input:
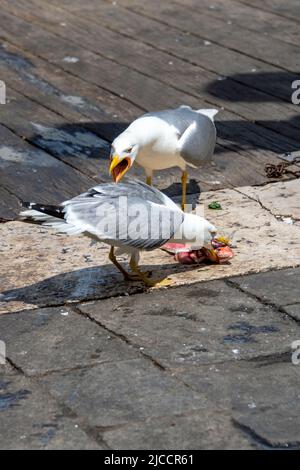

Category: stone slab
[0, 306, 138, 375]
[233, 268, 300, 308]
[283, 304, 300, 322]
[102, 411, 255, 450]
[234, 407, 300, 448]
[240, 179, 300, 222]
[40, 359, 208, 427]
[174, 359, 300, 448]
[174, 358, 299, 409]
[0, 370, 102, 449]
[79, 279, 300, 368]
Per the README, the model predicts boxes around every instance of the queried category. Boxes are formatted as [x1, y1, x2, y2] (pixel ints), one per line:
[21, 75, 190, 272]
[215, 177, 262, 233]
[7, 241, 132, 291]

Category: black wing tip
[21, 202, 65, 219]
[22, 201, 33, 209]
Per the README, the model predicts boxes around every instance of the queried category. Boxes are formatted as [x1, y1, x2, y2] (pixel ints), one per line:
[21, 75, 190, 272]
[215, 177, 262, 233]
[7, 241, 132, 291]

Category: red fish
[161, 238, 234, 265]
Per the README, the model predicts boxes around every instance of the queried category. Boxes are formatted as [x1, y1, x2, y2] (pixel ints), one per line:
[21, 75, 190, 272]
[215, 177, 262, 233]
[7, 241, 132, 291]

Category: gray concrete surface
[1, 267, 300, 449]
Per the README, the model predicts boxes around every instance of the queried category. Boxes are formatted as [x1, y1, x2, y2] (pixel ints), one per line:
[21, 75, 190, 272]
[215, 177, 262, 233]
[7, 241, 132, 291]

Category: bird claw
[142, 276, 173, 288]
[127, 270, 172, 287]
[123, 270, 152, 283]
[129, 258, 171, 287]
[123, 273, 142, 282]
[140, 270, 152, 277]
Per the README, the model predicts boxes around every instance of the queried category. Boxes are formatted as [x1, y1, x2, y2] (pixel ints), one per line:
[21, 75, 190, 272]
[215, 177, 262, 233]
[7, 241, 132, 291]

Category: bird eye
[126, 147, 133, 153]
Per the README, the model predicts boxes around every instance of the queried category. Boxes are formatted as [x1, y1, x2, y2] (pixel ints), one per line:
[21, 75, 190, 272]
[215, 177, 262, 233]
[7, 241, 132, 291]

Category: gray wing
[63, 180, 184, 250]
[177, 113, 216, 167]
[146, 106, 217, 167]
[67, 180, 166, 206]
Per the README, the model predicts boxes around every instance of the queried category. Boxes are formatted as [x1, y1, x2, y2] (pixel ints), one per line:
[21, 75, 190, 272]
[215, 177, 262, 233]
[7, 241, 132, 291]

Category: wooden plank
[0, 4, 299, 196]
[173, 0, 300, 48]
[0, 124, 95, 211]
[6, 54, 299, 190]
[50, 0, 300, 48]
[0, 45, 238, 193]
[10, 0, 300, 145]
[0, 6, 296, 152]
[3, 35, 300, 161]
[2, 37, 298, 164]
[2, 75, 271, 192]
[48, 0, 300, 130]
[0, 187, 21, 220]
[53, 0, 300, 105]
[1, 21, 299, 185]
[0, 45, 140, 144]
[237, 0, 300, 22]
[0, 63, 124, 146]
[114, 0, 300, 72]
[0, 83, 112, 180]
[0, 40, 143, 142]
[2, 79, 298, 195]
[0, 9, 196, 113]
[0, 71, 209, 193]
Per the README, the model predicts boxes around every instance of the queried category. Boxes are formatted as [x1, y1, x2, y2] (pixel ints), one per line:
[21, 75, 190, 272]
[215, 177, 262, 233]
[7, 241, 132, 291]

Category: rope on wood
[265, 157, 300, 178]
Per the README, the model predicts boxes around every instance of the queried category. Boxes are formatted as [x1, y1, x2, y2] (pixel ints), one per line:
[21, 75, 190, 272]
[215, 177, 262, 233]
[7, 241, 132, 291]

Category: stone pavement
[1, 180, 300, 314]
[1, 267, 300, 449]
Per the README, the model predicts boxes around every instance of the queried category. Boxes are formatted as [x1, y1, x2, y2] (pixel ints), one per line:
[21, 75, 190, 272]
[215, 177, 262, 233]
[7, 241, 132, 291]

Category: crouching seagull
[109, 106, 218, 209]
[20, 181, 217, 287]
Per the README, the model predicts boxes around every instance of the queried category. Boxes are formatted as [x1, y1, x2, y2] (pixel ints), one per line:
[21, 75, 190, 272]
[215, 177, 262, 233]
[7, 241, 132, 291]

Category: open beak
[109, 155, 132, 183]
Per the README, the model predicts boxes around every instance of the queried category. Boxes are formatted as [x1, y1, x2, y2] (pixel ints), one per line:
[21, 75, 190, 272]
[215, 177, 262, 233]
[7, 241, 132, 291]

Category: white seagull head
[173, 212, 217, 249]
[109, 132, 139, 183]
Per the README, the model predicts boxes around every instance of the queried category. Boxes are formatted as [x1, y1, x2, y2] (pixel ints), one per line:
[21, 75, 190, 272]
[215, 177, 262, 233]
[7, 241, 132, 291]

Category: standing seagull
[109, 106, 218, 209]
[20, 181, 217, 287]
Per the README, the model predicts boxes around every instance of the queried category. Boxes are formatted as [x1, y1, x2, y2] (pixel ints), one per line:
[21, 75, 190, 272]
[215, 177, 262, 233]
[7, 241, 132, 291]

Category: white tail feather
[197, 108, 219, 120]
[20, 209, 59, 223]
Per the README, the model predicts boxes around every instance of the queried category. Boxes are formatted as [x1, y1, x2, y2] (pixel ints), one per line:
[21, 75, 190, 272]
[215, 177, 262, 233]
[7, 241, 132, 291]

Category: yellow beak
[109, 155, 121, 175]
[109, 155, 131, 183]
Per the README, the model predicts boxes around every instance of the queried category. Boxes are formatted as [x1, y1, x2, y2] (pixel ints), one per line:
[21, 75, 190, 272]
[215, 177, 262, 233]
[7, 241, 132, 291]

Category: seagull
[109, 105, 218, 209]
[20, 180, 217, 287]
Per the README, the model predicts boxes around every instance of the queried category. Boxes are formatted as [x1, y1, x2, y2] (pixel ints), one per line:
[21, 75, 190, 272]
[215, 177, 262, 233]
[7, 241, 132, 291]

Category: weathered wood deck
[0, 0, 300, 219]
